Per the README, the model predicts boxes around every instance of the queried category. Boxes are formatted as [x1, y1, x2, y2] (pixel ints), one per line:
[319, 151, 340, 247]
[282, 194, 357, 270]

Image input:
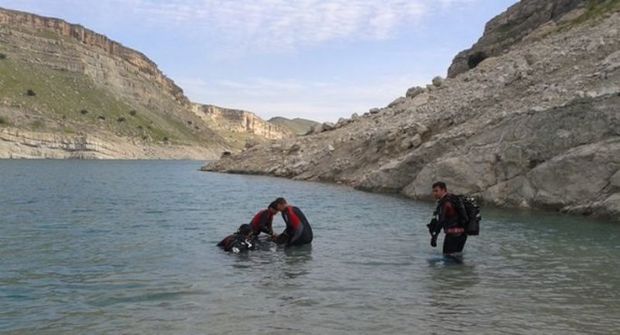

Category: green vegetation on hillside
[0, 52, 196, 143]
[561, 0, 620, 30]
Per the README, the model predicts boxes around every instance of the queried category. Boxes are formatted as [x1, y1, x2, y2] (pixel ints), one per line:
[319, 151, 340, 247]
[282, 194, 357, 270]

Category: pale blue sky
[1, 0, 517, 121]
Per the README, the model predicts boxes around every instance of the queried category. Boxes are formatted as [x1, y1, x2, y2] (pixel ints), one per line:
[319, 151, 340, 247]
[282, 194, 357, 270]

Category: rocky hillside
[268, 117, 320, 135]
[0, 7, 280, 159]
[205, 0, 620, 222]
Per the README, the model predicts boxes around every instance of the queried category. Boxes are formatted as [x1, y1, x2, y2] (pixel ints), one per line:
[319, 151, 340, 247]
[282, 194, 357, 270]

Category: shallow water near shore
[1, 160, 619, 334]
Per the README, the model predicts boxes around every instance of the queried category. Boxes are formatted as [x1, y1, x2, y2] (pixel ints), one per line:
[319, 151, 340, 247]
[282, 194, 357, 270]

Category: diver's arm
[432, 204, 447, 236]
[258, 211, 273, 235]
[265, 212, 274, 236]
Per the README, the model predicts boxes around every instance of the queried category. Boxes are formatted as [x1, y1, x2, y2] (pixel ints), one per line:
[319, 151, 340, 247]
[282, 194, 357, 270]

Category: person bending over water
[271, 197, 313, 247]
[428, 182, 468, 257]
[249, 202, 278, 239]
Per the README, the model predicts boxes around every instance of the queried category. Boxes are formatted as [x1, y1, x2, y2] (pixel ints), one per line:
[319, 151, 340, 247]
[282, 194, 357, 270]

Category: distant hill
[268, 117, 320, 135]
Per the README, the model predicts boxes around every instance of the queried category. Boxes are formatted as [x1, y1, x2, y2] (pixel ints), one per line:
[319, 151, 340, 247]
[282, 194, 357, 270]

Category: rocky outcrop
[191, 104, 292, 140]
[448, 0, 597, 78]
[268, 117, 320, 135]
[205, 3, 620, 221]
[0, 127, 218, 159]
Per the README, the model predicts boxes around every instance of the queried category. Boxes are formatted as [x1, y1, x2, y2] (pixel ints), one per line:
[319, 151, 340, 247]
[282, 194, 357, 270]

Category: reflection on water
[0, 160, 619, 334]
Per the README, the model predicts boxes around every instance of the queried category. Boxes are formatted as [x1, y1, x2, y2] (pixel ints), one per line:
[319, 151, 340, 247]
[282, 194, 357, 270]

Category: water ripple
[0, 160, 618, 334]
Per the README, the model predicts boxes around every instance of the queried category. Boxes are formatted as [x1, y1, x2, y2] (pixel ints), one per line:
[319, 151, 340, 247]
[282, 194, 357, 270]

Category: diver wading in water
[427, 182, 480, 258]
[271, 197, 313, 247]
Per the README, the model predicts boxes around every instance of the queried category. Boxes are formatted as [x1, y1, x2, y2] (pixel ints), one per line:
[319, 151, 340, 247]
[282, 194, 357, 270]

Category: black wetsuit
[431, 194, 467, 254]
[280, 206, 313, 246]
[217, 233, 256, 253]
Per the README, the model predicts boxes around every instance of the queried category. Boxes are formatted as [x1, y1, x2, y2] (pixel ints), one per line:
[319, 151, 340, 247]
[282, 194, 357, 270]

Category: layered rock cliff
[0, 7, 187, 104]
[205, 0, 620, 221]
[0, 7, 229, 159]
[0, 7, 287, 159]
[268, 117, 320, 136]
[0, 127, 217, 159]
[191, 104, 292, 143]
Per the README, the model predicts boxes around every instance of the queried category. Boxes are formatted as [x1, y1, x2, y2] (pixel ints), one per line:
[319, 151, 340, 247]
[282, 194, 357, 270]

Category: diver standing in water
[428, 182, 468, 258]
[271, 197, 313, 247]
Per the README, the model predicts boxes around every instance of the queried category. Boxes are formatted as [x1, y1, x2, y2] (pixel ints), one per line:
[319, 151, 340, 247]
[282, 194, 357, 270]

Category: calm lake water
[1, 160, 619, 335]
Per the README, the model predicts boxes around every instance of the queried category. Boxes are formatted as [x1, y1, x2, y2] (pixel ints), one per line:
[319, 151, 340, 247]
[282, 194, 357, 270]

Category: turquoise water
[1, 160, 619, 334]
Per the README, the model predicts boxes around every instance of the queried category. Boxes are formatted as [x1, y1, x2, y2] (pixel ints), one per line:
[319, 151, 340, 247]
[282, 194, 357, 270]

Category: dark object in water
[217, 224, 256, 253]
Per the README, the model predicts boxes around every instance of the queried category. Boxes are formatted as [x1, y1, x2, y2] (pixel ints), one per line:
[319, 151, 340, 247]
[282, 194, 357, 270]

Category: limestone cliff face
[205, 2, 620, 221]
[448, 0, 594, 78]
[0, 7, 187, 104]
[0, 7, 288, 159]
[0, 6, 227, 159]
[191, 104, 292, 140]
[0, 127, 218, 159]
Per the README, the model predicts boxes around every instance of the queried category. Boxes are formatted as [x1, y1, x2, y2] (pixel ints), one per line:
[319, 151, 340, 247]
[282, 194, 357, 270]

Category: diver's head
[432, 181, 448, 200]
[238, 224, 253, 237]
[269, 197, 288, 212]
[267, 202, 279, 214]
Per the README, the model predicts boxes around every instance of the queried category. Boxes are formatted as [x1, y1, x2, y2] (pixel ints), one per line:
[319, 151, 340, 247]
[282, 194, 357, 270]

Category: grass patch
[559, 0, 620, 30]
[0, 55, 199, 143]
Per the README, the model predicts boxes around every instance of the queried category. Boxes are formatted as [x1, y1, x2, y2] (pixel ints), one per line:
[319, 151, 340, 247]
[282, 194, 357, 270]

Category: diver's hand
[430, 235, 438, 248]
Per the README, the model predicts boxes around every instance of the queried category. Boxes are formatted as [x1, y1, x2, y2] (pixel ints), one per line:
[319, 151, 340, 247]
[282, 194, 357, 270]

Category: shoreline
[202, 168, 620, 224]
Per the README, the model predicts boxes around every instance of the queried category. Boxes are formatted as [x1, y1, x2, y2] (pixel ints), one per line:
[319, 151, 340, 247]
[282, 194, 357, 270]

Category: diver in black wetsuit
[217, 224, 256, 253]
[428, 182, 468, 256]
[270, 198, 313, 246]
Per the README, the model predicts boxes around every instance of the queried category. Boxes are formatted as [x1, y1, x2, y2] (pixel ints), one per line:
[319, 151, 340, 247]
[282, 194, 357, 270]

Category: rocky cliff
[448, 0, 612, 77]
[205, 0, 620, 221]
[0, 7, 187, 104]
[191, 104, 292, 144]
[0, 7, 283, 159]
[0, 6, 229, 159]
[268, 117, 320, 135]
[0, 127, 217, 159]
